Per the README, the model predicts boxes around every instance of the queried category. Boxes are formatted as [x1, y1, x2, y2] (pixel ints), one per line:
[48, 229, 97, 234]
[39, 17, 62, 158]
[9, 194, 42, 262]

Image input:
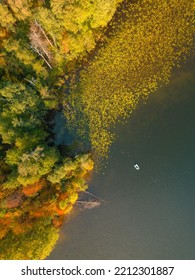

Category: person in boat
[134, 163, 140, 170]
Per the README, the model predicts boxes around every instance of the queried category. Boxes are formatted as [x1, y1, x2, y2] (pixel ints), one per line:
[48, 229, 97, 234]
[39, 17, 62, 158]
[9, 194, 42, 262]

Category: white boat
[134, 164, 140, 170]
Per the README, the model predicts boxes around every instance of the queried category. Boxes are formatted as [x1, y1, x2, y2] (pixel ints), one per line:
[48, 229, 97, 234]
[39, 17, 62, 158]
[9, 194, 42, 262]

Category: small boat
[134, 163, 140, 170]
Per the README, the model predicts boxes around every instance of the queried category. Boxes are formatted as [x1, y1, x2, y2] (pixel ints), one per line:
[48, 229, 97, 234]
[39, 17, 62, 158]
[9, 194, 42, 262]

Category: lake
[48, 56, 195, 260]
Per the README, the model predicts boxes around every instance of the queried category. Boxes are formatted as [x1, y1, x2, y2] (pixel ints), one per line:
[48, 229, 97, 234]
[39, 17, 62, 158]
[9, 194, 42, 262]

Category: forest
[0, 0, 195, 259]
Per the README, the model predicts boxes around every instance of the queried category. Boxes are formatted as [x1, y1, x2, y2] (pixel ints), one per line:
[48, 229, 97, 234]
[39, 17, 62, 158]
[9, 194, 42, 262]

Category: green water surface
[48, 57, 195, 260]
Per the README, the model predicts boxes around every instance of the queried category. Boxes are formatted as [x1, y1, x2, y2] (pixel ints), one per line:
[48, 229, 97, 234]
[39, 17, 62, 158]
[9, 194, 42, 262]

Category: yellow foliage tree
[6, 0, 32, 20]
[0, 3, 16, 28]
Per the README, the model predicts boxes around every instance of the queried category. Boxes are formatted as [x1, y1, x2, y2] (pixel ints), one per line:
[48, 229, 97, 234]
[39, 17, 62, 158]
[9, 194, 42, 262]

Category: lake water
[48, 57, 195, 260]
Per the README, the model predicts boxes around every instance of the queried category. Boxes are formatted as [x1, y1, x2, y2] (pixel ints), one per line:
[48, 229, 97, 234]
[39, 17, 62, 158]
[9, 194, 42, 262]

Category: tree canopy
[0, 224, 59, 260]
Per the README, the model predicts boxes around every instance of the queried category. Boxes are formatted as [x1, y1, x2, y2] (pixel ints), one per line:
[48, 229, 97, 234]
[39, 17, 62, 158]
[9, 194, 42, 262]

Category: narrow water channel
[48, 57, 195, 260]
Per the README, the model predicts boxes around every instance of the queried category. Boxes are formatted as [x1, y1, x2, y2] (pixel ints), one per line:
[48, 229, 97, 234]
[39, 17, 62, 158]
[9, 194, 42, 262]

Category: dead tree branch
[34, 19, 54, 48]
[29, 22, 53, 69]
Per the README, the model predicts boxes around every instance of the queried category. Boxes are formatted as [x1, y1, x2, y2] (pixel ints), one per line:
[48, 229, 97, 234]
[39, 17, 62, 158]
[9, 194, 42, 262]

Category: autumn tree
[0, 224, 59, 260]
[0, 3, 16, 28]
[5, 0, 32, 21]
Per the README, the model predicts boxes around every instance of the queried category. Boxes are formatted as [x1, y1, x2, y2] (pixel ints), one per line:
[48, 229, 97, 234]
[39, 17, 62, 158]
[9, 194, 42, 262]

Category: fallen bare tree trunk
[75, 191, 104, 210]
[75, 200, 101, 210]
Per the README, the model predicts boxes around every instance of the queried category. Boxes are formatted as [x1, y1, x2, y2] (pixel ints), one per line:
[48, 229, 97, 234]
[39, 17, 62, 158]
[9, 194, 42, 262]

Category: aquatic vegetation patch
[65, 0, 195, 158]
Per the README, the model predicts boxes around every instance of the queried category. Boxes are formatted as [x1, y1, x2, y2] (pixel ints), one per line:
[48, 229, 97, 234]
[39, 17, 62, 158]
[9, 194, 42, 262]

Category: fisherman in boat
[134, 163, 140, 170]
